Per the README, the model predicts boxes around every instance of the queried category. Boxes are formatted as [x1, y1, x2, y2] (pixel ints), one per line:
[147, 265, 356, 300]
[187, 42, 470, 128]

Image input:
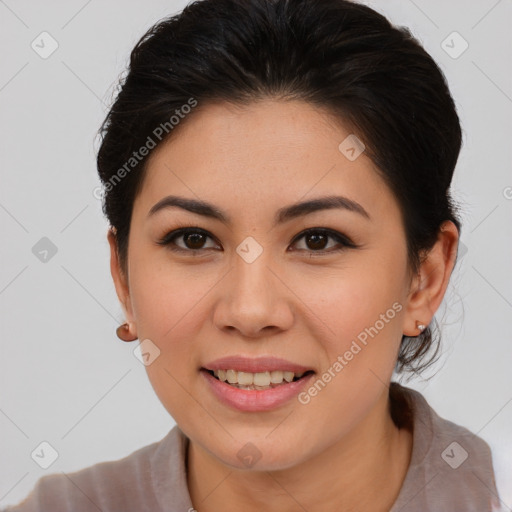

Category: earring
[416, 321, 426, 333]
[116, 322, 137, 342]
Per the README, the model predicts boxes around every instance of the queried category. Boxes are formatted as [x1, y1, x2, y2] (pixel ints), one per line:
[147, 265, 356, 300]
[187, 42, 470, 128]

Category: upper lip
[202, 356, 314, 374]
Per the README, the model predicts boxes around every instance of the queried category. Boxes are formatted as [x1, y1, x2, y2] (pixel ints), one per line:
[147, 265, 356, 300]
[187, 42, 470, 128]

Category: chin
[222, 451, 305, 472]
[208, 435, 311, 472]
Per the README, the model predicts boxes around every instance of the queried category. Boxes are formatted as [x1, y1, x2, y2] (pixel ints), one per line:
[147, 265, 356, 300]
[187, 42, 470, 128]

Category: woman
[5, 0, 502, 510]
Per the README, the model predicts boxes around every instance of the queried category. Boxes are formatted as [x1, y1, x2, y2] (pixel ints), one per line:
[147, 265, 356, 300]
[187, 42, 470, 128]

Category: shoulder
[3, 427, 182, 512]
[391, 383, 502, 511]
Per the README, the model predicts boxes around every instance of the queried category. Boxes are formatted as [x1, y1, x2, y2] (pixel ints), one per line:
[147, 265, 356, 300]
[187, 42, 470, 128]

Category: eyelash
[156, 226, 357, 256]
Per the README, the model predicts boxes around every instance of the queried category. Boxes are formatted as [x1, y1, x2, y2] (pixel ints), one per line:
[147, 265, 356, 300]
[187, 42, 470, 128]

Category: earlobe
[402, 221, 459, 337]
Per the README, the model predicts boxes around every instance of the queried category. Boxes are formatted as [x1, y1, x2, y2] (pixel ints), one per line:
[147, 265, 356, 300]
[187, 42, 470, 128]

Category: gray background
[1, 0, 511, 508]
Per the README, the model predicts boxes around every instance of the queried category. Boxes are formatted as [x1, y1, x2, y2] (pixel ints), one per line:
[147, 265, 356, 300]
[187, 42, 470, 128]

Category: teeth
[213, 369, 306, 386]
[283, 371, 294, 382]
[270, 370, 284, 384]
[237, 372, 253, 385]
[254, 371, 270, 386]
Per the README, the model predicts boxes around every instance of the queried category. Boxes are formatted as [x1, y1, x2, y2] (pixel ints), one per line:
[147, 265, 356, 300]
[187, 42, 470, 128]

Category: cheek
[128, 265, 209, 420]
[126, 257, 235, 395]
[292, 261, 404, 353]
[129, 250, 212, 339]
[293, 270, 404, 430]
[293, 269, 405, 423]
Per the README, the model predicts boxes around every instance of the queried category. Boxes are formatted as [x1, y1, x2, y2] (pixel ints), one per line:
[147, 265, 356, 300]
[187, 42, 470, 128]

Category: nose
[212, 250, 294, 339]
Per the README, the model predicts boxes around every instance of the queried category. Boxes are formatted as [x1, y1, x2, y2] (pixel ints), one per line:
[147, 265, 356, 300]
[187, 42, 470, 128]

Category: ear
[402, 220, 459, 336]
[107, 228, 136, 331]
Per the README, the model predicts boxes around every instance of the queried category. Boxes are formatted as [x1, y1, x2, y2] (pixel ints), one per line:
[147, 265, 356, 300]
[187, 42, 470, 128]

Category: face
[110, 99, 423, 470]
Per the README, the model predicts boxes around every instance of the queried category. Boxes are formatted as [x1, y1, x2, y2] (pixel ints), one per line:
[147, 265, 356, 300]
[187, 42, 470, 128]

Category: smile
[200, 368, 316, 411]
[207, 369, 314, 390]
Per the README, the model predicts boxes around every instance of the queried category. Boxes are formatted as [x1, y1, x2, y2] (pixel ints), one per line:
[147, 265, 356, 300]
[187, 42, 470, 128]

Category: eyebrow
[148, 194, 370, 225]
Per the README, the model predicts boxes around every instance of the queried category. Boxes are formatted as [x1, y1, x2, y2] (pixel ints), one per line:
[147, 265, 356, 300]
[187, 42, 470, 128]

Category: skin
[108, 99, 458, 512]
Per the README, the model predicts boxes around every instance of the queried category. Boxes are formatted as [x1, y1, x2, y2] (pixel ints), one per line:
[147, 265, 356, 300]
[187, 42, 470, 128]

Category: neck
[186, 387, 413, 512]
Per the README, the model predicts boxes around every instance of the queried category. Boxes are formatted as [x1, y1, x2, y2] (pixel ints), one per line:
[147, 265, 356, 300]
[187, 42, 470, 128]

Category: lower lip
[200, 369, 315, 412]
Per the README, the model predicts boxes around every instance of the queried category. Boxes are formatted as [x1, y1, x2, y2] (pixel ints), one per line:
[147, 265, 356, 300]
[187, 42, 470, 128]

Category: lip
[200, 368, 315, 412]
[202, 355, 314, 374]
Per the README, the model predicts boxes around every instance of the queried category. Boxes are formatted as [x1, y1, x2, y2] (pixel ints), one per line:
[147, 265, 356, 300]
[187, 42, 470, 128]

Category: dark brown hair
[96, 0, 463, 375]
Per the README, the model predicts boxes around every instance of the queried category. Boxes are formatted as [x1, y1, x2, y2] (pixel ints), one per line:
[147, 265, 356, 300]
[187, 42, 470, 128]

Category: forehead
[134, 99, 398, 225]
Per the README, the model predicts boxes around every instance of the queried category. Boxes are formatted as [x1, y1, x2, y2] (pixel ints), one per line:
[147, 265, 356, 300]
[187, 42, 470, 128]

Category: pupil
[307, 233, 327, 250]
[186, 233, 205, 249]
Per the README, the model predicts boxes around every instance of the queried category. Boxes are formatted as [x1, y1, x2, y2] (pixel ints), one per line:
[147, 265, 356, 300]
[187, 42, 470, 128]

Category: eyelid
[156, 226, 357, 254]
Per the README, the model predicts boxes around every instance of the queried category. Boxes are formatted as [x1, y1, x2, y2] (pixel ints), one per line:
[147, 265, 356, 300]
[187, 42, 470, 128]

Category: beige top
[3, 384, 502, 511]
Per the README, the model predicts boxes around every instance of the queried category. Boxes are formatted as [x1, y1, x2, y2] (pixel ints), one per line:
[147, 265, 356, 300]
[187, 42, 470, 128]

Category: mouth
[201, 368, 316, 391]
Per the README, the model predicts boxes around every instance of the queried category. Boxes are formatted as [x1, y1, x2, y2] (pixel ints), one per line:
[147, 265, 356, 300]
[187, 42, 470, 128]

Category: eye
[156, 227, 219, 253]
[289, 228, 357, 255]
[156, 227, 357, 255]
